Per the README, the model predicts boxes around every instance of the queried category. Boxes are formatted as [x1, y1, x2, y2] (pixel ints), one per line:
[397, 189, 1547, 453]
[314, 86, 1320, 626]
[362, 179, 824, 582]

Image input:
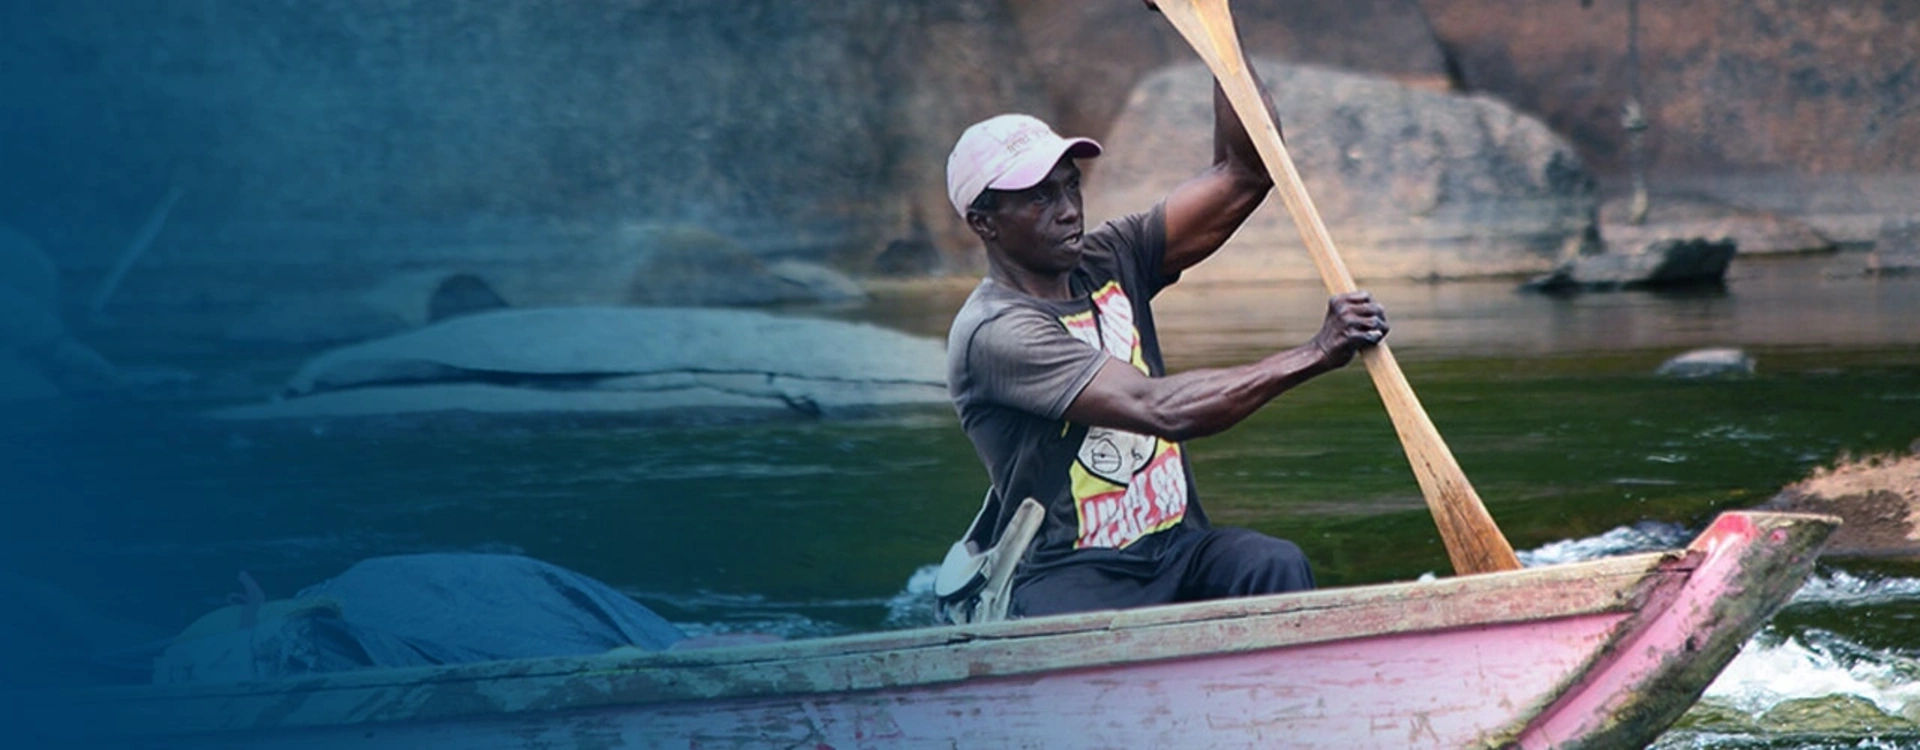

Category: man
[942, 67, 1389, 619]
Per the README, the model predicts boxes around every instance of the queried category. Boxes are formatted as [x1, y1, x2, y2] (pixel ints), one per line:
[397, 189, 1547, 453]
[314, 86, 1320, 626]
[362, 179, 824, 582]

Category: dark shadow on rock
[871, 236, 944, 278]
[428, 273, 509, 323]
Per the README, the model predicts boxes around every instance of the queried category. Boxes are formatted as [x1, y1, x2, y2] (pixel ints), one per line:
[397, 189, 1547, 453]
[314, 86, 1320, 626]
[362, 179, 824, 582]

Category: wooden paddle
[1154, 0, 1521, 575]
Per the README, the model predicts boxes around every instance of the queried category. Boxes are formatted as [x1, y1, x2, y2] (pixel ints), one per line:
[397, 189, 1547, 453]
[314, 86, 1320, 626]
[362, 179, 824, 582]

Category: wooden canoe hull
[24, 511, 1834, 749]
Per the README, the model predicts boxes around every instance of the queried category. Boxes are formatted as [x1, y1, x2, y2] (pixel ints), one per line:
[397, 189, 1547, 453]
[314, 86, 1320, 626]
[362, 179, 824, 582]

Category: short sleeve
[1085, 202, 1175, 297]
[963, 307, 1108, 420]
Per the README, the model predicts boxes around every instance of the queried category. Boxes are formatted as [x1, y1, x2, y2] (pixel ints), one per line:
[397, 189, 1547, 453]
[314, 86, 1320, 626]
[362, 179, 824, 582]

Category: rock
[229, 271, 513, 347]
[6, 1, 1047, 315]
[1758, 694, 1912, 735]
[0, 224, 61, 307]
[1524, 238, 1737, 292]
[350, 270, 513, 329]
[1598, 195, 1833, 256]
[1868, 220, 1920, 277]
[1008, 0, 1450, 143]
[1424, 0, 1920, 178]
[616, 225, 860, 307]
[1089, 61, 1596, 283]
[1757, 454, 1920, 559]
[764, 260, 866, 303]
[208, 306, 948, 421]
[870, 236, 944, 278]
[14, 0, 1920, 332]
[1654, 348, 1755, 379]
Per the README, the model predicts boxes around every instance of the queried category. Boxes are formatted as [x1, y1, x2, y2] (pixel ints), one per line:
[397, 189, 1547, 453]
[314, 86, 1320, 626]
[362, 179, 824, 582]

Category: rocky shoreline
[1759, 452, 1920, 560]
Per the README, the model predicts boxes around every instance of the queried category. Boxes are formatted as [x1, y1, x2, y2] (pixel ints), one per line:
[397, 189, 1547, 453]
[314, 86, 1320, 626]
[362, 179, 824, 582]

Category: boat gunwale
[84, 550, 1679, 699]
[49, 549, 1693, 738]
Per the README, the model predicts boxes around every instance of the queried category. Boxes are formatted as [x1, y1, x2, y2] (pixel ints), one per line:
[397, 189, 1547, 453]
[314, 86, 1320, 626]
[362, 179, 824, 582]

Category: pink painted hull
[29, 511, 1834, 749]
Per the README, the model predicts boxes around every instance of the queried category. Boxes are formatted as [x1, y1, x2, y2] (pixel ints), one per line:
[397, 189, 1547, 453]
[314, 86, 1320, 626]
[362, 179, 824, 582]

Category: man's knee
[1193, 528, 1315, 597]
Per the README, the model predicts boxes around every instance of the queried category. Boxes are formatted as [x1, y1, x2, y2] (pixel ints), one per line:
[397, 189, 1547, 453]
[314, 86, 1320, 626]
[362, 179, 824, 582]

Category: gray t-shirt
[946, 204, 1210, 579]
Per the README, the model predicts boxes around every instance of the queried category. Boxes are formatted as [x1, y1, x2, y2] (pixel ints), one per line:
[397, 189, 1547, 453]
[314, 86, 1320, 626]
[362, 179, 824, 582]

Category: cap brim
[986, 137, 1102, 192]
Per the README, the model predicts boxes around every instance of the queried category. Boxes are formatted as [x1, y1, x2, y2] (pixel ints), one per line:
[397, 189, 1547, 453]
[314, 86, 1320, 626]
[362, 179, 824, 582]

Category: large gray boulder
[1524, 238, 1737, 292]
[209, 307, 947, 421]
[1088, 61, 1597, 284]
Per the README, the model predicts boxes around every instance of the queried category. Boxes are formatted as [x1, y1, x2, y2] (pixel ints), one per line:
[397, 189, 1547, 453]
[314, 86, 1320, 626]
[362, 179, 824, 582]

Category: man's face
[974, 158, 1086, 276]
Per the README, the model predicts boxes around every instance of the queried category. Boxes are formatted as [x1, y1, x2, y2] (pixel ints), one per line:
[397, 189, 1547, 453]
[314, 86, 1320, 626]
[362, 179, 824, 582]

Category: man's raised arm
[1158, 67, 1283, 278]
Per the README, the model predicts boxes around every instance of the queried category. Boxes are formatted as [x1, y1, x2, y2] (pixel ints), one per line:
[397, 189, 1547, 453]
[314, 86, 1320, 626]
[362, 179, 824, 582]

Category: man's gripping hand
[1309, 291, 1389, 370]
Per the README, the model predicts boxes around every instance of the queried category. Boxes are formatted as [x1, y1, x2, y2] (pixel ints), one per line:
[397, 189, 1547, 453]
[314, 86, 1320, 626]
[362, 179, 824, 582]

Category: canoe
[25, 510, 1834, 749]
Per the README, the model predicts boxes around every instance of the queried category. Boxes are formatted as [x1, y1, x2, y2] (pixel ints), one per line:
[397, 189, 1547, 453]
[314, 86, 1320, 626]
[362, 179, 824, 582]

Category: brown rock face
[1420, 0, 1920, 177]
[1005, 0, 1451, 142]
[1089, 61, 1596, 283]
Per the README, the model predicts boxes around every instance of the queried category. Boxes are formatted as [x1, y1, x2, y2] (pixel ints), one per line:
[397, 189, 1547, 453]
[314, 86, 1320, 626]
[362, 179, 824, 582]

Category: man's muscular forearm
[1068, 344, 1332, 442]
[1063, 290, 1388, 442]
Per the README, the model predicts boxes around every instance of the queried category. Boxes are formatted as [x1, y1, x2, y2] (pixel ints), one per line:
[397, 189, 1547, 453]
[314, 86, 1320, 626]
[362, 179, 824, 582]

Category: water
[2, 253, 1917, 747]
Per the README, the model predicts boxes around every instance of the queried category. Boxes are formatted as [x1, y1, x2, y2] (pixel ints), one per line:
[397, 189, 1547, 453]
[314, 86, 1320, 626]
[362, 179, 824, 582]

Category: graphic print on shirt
[1059, 281, 1188, 549]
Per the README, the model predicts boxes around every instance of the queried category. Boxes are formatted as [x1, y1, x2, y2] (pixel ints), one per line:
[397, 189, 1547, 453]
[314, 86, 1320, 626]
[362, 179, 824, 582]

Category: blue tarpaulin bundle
[296, 553, 687, 665]
[154, 554, 686, 683]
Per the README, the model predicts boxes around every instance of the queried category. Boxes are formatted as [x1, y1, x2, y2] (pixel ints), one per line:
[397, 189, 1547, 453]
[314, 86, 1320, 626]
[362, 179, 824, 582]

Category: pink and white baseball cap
[945, 114, 1102, 218]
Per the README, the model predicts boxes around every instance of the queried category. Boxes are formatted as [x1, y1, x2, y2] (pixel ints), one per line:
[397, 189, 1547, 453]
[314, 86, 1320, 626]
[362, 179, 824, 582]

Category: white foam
[1703, 629, 1920, 717]
[1792, 568, 1920, 606]
[882, 564, 943, 629]
[1517, 521, 1693, 567]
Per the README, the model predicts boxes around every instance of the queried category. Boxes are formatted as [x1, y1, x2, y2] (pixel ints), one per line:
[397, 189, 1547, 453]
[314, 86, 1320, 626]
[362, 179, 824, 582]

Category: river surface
[3, 252, 1918, 747]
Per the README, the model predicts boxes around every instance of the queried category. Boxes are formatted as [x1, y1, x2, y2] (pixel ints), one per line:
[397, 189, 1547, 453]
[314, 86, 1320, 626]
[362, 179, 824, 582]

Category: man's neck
[987, 261, 1074, 301]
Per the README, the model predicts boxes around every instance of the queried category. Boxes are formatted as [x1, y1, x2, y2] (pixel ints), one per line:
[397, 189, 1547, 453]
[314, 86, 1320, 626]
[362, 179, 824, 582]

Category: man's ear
[965, 209, 996, 241]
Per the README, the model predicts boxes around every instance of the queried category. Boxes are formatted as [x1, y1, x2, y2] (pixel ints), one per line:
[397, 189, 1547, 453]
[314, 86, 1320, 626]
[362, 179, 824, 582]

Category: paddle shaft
[1156, 0, 1520, 574]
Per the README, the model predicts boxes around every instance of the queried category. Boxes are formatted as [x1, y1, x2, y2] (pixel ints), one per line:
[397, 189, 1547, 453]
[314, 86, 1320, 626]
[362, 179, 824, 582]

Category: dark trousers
[1009, 527, 1315, 619]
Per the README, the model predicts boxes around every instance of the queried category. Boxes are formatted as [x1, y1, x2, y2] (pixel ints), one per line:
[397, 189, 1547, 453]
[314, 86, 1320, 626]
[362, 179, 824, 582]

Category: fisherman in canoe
[938, 49, 1389, 621]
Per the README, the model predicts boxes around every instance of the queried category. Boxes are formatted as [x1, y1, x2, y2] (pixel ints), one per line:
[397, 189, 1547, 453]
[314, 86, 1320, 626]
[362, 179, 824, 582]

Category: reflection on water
[1, 252, 1917, 747]
[1147, 253, 1920, 365]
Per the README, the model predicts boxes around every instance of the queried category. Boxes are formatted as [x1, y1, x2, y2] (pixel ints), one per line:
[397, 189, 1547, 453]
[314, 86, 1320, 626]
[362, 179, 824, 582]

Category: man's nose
[1057, 195, 1081, 224]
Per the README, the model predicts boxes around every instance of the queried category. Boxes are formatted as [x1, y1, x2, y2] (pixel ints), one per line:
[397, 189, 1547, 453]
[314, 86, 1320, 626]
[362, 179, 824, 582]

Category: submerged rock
[1654, 348, 1755, 379]
[1757, 694, 1912, 735]
[208, 306, 947, 421]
